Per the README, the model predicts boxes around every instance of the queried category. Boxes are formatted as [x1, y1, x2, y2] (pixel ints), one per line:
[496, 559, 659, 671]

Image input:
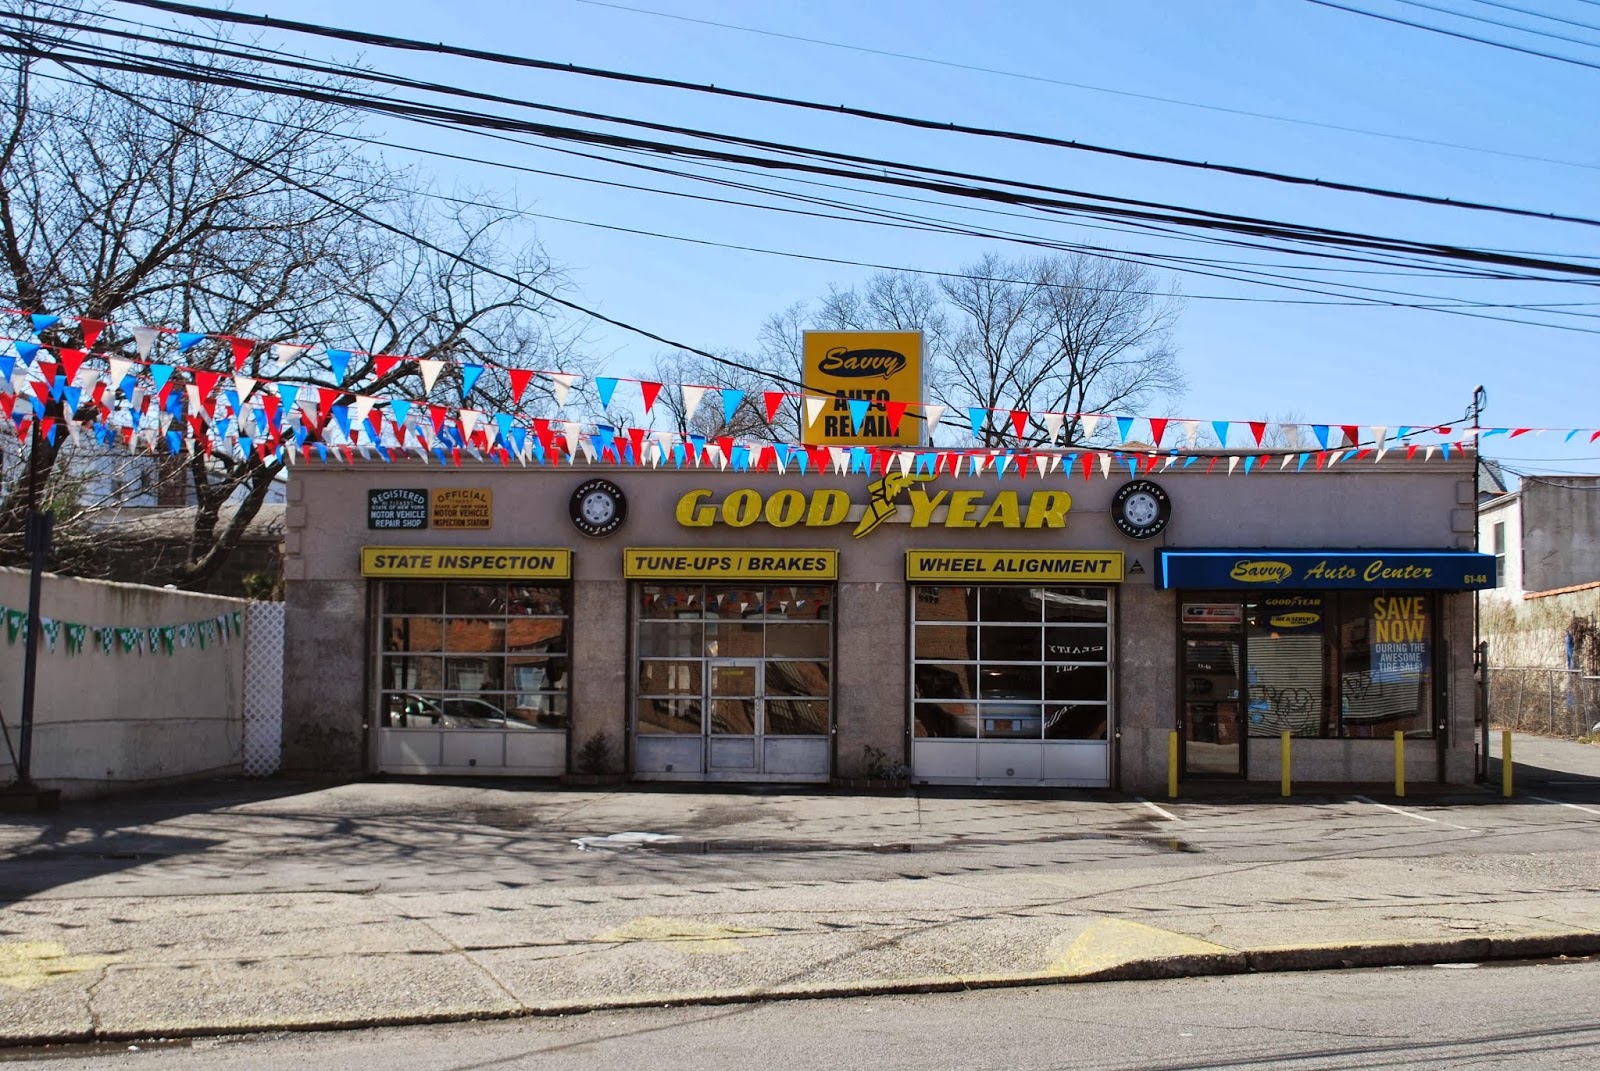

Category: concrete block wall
[0, 567, 248, 797]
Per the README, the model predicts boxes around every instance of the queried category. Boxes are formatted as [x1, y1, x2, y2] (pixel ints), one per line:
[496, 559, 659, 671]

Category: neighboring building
[279, 455, 1492, 792]
[1477, 474, 1600, 737]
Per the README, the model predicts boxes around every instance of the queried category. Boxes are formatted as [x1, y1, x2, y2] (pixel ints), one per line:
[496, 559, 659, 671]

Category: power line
[1393, 0, 1600, 48]
[13, 25, 1600, 287]
[1462, 0, 1600, 34]
[555, 0, 1600, 172]
[108, 0, 1600, 227]
[1304, 0, 1600, 69]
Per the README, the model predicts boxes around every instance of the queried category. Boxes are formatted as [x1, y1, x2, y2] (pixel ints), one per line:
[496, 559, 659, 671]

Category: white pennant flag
[921, 404, 946, 434]
[1080, 414, 1101, 440]
[108, 357, 134, 388]
[713, 444, 729, 471]
[1181, 419, 1199, 448]
[1035, 454, 1050, 476]
[547, 372, 575, 406]
[578, 438, 596, 463]
[829, 446, 849, 474]
[417, 359, 444, 393]
[1164, 455, 1178, 470]
[232, 375, 257, 403]
[1041, 412, 1064, 444]
[272, 342, 309, 364]
[130, 325, 160, 359]
[1279, 454, 1293, 470]
[458, 408, 481, 438]
[804, 395, 827, 430]
[1228, 456, 1240, 475]
[1284, 425, 1299, 450]
[681, 384, 708, 424]
[1097, 453, 1111, 478]
[896, 450, 915, 476]
[563, 423, 582, 459]
[353, 395, 377, 429]
[1372, 426, 1389, 459]
[1424, 445, 1438, 461]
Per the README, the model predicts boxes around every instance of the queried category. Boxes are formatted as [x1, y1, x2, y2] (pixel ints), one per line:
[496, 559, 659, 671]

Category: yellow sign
[803, 330, 923, 446]
[676, 484, 1071, 538]
[624, 548, 838, 580]
[906, 550, 1124, 582]
[361, 546, 571, 579]
[431, 487, 492, 529]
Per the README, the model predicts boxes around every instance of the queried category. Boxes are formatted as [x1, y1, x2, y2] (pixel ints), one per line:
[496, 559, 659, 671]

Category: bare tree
[630, 349, 773, 441]
[0, 5, 586, 590]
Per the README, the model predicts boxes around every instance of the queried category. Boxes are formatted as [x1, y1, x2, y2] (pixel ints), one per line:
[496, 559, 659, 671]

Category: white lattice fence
[243, 601, 284, 776]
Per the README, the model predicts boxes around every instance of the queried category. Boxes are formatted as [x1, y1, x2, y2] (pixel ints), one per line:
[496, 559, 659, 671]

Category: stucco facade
[281, 456, 1486, 792]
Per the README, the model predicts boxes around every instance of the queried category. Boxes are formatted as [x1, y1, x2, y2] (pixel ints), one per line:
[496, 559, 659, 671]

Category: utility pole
[1470, 385, 1487, 782]
[14, 408, 51, 791]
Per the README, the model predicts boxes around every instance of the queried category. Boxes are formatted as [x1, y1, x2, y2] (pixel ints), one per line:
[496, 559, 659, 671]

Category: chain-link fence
[1488, 666, 1600, 738]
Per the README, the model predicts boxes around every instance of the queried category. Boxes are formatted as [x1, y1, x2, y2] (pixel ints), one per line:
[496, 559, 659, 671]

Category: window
[1219, 591, 1435, 739]
[379, 582, 569, 730]
[1492, 521, 1507, 588]
[634, 584, 832, 736]
[912, 585, 1110, 741]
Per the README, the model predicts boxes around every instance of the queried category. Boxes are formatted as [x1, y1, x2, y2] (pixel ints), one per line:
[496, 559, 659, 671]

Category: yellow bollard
[1168, 730, 1179, 800]
[1281, 731, 1291, 798]
[1394, 731, 1405, 798]
[1502, 729, 1513, 798]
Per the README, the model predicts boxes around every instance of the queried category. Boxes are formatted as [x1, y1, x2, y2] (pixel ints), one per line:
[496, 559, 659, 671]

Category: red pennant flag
[1144, 453, 1162, 473]
[38, 417, 55, 441]
[373, 355, 402, 378]
[628, 426, 648, 465]
[57, 348, 86, 383]
[35, 359, 56, 383]
[1206, 457, 1219, 474]
[450, 447, 462, 468]
[1081, 453, 1095, 480]
[1509, 428, 1531, 438]
[1009, 409, 1029, 439]
[1406, 444, 1418, 460]
[507, 368, 534, 404]
[715, 436, 735, 464]
[1248, 421, 1267, 446]
[1355, 448, 1372, 461]
[1340, 424, 1360, 448]
[428, 405, 448, 437]
[884, 400, 909, 434]
[763, 391, 785, 423]
[806, 444, 830, 473]
[640, 380, 663, 414]
[90, 380, 107, 410]
[317, 387, 340, 420]
[228, 337, 255, 372]
[193, 370, 222, 403]
[78, 318, 105, 350]
[532, 418, 556, 455]
[14, 419, 30, 443]
[0, 394, 12, 420]
[29, 379, 51, 404]
[1315, 451, 1328, 469]
[1148, 418, 1168, 448]
[259, 392, 280, 429]
[367, 409, 384, 439]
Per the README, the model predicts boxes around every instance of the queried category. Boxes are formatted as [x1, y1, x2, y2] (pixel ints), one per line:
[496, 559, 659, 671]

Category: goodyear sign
[1156, 550, 1496, 591]
[803, 330, 923, 446]
[624, 548, 838, 580]
[676, 478, 1072, 539]
[907, 551, 1123, 582]
[361, 546, 571, 579]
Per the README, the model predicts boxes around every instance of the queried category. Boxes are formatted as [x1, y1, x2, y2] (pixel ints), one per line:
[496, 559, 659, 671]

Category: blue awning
[1156, 549, 1496, 591]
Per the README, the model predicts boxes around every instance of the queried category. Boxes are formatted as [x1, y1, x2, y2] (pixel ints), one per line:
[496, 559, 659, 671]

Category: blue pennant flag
[315, 443, 329, 463]
[528, 437, 546, 465]
[1116, 416, 1135, 443]
[721, 389, 745, 425]
[688, 434, 706, 459]
[48, 374, 65, 402]
[494, 413, 515, 449]
[331, 405, 351, 439]
[389, 399, 411, 428]
[794, 450, 809, 475]
[1243, 455, 1257, 474]
[176, 332, 207, 353]
[1396, 426, 1412, 441]
[0, 355, 12, 380]
[1441, 442, 1452, 460]
[13, 341, 40, 367]
[375, 444, 392, 463]
[460, 364, 484, 399]
[61, 385, 81, 413]
[850, 447, 869, 473]
[594, 376, 617, 410]
[593, 424, 617, 458]
[994, 453, 1012, 476]
[149, 364, 175, 392]
[672, 442, 687, 468]
[164, 390, 184, 416]
[1311, 425, 1330, 450]
[847, 398, 870, 433]
[1125, 457, 1138, 477]
[772, 442, 791, 469]
[166, 430, 183, 454]
[1211, 420, 1230, 447]
[277, 382, 299, 410]
[510, 427, 527, 457]
[731, 445, 750, 471]
[325, 349, 352, 385]
[1183, 455, 1198, 468]
[1297, 453, 1309, 471]
[29, 314, 59, 336]
[968, 407, 985, 440]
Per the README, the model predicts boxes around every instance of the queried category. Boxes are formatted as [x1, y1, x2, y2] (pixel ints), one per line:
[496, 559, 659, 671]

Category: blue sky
[167, 0, 1597, 470]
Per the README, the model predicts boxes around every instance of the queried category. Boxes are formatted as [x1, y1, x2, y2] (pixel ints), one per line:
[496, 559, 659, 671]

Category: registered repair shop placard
[431, 488, 492, 529]
[367, 488, 429, 530]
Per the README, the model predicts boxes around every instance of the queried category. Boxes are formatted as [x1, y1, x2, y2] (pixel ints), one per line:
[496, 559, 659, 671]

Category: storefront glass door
[707, 659, 762, 772]
[1181, 603, 1245, 777]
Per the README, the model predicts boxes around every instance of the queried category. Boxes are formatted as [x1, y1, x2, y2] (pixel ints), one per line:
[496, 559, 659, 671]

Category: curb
[5, 932, 1598, 1049]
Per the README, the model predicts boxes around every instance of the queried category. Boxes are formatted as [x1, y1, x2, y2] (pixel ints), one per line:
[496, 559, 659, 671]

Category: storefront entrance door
[1183, 632, 1245, 777]
[707, 660, 762, 773]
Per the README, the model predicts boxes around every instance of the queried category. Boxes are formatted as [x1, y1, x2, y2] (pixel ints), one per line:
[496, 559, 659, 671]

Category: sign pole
[14, 416, 50, 789]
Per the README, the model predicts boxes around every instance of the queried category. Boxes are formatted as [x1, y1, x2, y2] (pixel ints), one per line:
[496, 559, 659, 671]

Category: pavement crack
[373, 892, 521, 1006]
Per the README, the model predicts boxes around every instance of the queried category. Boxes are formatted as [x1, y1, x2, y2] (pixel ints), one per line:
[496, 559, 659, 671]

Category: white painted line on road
[1134, 797, 1182, 822]
[1354, 795, 1479, 832]
[1528, 795, 1600, 818]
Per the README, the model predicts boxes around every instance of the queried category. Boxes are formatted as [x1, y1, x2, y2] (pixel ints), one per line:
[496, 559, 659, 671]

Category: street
[16, 957, 1600, 1070]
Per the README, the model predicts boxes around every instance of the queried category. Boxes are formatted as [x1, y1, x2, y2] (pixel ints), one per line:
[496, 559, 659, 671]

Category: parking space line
[1134, 797, 1182, 822]
[1354, 795, 1479, 832]
[1528, 795, 1600, 818]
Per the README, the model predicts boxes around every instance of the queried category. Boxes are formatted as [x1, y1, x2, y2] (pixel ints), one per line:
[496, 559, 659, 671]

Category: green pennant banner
[0, 603, 245, 657]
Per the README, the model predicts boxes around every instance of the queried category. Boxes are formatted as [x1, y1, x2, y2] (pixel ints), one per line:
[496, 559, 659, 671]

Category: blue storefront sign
[1156, 550, 1496, 591]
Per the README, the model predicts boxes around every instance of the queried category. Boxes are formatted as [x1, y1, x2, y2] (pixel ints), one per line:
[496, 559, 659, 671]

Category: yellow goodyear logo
[1229, 560, 1294, 584]
[852, 471, 936, 538]
[1269, 612, 1321, 629]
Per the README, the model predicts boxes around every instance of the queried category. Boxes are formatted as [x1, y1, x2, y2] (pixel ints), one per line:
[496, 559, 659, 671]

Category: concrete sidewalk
[2, 752, 1598, 1045]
